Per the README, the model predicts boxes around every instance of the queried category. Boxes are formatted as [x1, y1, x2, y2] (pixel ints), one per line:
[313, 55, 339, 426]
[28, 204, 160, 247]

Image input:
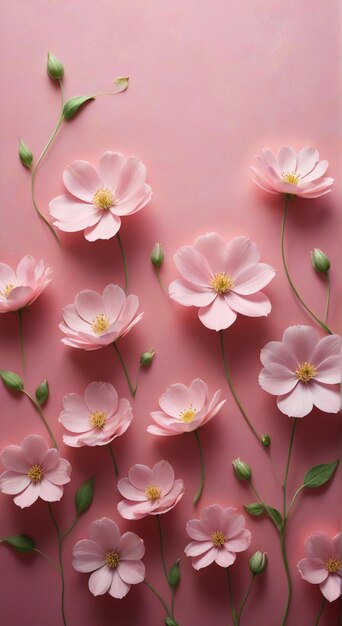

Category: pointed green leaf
[303, 460, 339, 489]
[62, 96, 94, 120]
[35, 379, 49, 406]
[0, 370, 24, 391]
[2, 534, 35, 552]
[75, 477, 94, 515]
[113, 76, 129, 93]
[265, 506, 283, 532]
[244, 502, 265, 516]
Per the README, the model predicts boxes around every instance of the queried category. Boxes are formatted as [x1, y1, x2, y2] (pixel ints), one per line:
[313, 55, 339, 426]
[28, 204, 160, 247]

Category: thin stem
[22, 390, 58, 449]
[324, 273, 331, 324]
[219, 331, 261, 443]
[281, 196, 332, 334]
[282, 419, 297, 519]
[314, 597, 326, 626]
[108, 443, 119, 478]
[61, 515, 80, 541]
[48, 503, 67, 626]
[226, 568, 238, 626]
[286, 485, 304, 519]
[116, 232, 128, 293]
[143, 580, 171, 617]
[192, 429, 205, 505]
[237, 574, 255, 625]
[156, 267, 168, 294]
[17, 309, 26, 371]
[112, 342, 138, 398]
[33, 548, 58, 570]
[157, 515, 169, 584]
[280, 418, 297, 626]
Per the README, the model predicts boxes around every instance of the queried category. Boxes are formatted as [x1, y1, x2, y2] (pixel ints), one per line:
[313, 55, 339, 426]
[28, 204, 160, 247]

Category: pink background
[0, 1, 340, 625]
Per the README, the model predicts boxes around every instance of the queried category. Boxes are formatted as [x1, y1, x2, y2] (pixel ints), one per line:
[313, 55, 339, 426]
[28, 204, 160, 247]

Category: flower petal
[102, 284, 126, 322]
[319, 574, 341, 602]
[277, 384, 314, 418]
[283, 325, 320, 363]
[233, 263, 275, 295]
[119, 532, 145, 560]
[63, 161, 102, 202]
[72, 539, 105, 572]
[88, 566, 113, 596]
[301, 160, 328, 183]
[225, 291, 271, 317]
[296, 148, 319, 177]
[173, 246, 213, 287]
[108, 570, 130, 598]
[186, 519, 211, 541]
[84, 382, 118, 414]
[21, 435, 48, 465]
[199, 296, 237, 331]
[49, 195, 101, 231]
[0, 471, 30, 494]
[159, 383, 194, 417]
[117, 560, 145, 584]
[84, 211, 121, 241]
[215, 548, 236, 567]
[60, 393, 91, 432]
[193, 233, 227, 274]
[259, 364, 298, 395]
[297, 558, 328, 584]
[88, 518, 121, 551]
[75, 290, 104, 323]
[117, 478, 147, 501]
[169, 279, 215, 307]
[128, 464, 153, 491]
[191, 547, 217, 570]
[0, 263, 16, 288]
[184, 541, 213, 557]
[152, 460, 175, 494]
[277, 146, 297, 172]
[224, 237, 260, 274]
[13, 483, 40, 508]
[98, 152, 126, 189]
[310, 382, 341, 413]
[1, 445, 29, 472]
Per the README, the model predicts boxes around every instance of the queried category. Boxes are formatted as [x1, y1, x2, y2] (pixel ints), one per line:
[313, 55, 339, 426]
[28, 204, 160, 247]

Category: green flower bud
[310, 248, 330, 273]
[261, 433, 271, 447]
[165, 619, 179, 626]
[47, 52, 64, 81]
[35, 379, 49, 406]
[249, 551, 267, 575]
[151, 242, 164, 267]
[62, 96, 94, 120]
[140, 349, 155, 368]
[0, 370, 24, 392]
[2, 534, 35, 553]
[232, 458, 251, 481]
[19, 138, 33, 169]
[168, 559, 180, 589]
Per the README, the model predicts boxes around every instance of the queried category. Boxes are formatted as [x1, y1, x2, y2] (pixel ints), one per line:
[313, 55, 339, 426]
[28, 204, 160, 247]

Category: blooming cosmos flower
[72, 517, 145, 599]
[0, 255, 51, 313]
[147, 378, 226, 436]
[169, 233, 275, 331]
[59, 381, 132, 447]
[251, 146, 334, 198]
[185, 504, 251, 570]
[60, 284, 143, 350]
[117, 460, 185, 520]
[49, 152, 152, 241]
[297, 532, 341, 602]
[0, 434, 71, 508]
[259, 325, 342, 418]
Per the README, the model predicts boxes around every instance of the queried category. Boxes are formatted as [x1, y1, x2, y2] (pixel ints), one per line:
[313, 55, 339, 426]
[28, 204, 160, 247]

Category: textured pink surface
[0, 1, 340, 625]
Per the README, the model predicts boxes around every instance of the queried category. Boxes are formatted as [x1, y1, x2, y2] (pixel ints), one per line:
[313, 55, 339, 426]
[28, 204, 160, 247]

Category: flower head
[72, 517, 145, 598]
[169, 233, 275, 331]
[0, 435, 71, 508]
[117, 460, 185, 520]
[297, 532, 341, 602]
[0, 255, 51, 313]
[49, 152, 152, 241]
[60, 284, 143, 350]
[147, 378, 226, 436]
[251, 146, 334, 198]
[59, 381, 132, 447]
[259, 325, 342, 418]
[185, 504, 251, 569]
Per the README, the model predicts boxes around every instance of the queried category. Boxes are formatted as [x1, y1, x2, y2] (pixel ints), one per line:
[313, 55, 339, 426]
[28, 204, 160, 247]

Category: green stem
[112, 342, 138, 398]
[17, 309, 26, 371]
[286, 485, 304, 519]
[192, 429, 205, 505]
[219, 331, 261, 443]
[61, 514, 80, 541]
[226, 568, 238, 626]
[324, 273, 331, 324]
[157, 515, 169, 584]
[116, 232, 128, 293]
[314, 597, 326, 626]
[34, 548, 58, 570]
[48, 503, 67, 626]
[108, 443, 119, 478]
[143, 579, 171, 617]
[237, 574, 255, 625]
[22, 390, 59, 449]
[281, 196, 332, 334]
[282, 419, 297, 520]
[156, 267, 168, 294]
[280, 418, 297, 626]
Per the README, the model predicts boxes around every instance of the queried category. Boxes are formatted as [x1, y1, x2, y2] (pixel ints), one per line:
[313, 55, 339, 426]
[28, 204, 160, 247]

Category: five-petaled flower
[169, 232, 275, 331]
[49, 151, 152, 241]
[0, 255, 51, 313]
[297, 532, 341, 602]
[72, 517, 145, 598]
[251, 146, 334, 198]
[259, 325, 342, 418]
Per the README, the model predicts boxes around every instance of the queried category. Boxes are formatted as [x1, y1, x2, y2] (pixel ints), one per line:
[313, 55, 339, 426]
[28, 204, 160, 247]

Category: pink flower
[59, 381, 132, 447]
[251, 146, 334, 198]
[117, 460, 185, 520]
[0, 255, 51, 313]
[60, 284, 143, 350]
[259, 325, 342, 418]
[147, 378, 226, 436]
[72, 517, 145, 599]
[185, 504, 251, 570]
[0, 435, 71, 508]
[49, 152, 152, 241]
[297, 532, 341, 602]
[169, 233, 275, 331]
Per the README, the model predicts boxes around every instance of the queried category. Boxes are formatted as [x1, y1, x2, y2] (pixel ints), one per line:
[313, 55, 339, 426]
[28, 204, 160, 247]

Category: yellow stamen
[295, 362, 317, 383]
[210, 273, 234, 294]
[92, 187, 115, 210]
[325, 558, 341, 574]
[27, 464, 44, 483]
[105, 551, 120, 568]
[282, 171, 300, 185]
[145, 485, 161, 501]
[211, 530, 225, 548]
[179, 407, 197, 423]
[2, 283, 15, 297]
[89, 410, 106, 429]
[92, 313, 110, 334]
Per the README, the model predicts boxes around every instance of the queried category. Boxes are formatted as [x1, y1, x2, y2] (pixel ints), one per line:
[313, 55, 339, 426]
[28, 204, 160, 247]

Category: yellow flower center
[2, 283, 15, 297]
[145, 484, 161, 501]
[92, 313, 110, 334]
[92, 187, 115, 210]
[295, 362, 317, 383]
[89, 410, 106, 429]
[325, 558, 341, 574]
[210, 273, 234, 294]
[211, 530, 225, 548]
[179, 407, 197, 423]
[105, 551, 120, 569]
[27, 464, 44, 483]
[282, 171, 300, 185]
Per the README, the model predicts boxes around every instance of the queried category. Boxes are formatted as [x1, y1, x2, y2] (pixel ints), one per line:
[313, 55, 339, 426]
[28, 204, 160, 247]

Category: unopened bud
[261, 433, 271, 447]
[151, 243, 164, 267]
[0, 370, 24, 392]
[165, 619, 179, 626]
[47, 52, 64, 81]
[19, 138, 33, 169]
[140, 349, 155, 367]
[168, 559, 180, 589]
[35, 379, 49, 406]
[310, 248, 330, 274]
[249, 551, 267, 575]
[232, 458, 251, 481]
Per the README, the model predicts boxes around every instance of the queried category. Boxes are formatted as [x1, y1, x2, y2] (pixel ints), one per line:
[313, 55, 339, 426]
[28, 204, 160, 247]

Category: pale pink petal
[0, 472, 30, 494]
[88, 566, 113, 596]
[62, 305, 91, 333]
[215, 549, 236, 567]
[44, 458, 71, 485]
[259, 364, 298, 395]
[193, 233, 227, 274]
[332, 534, 341, 556]
[119, 532, 145, 560]
[184, 541, 213, 557]
[117, 560, 145, 584]
[297, 558, 328, 584]
[63, 161, 102, 202]
[261, 148, 282, 175]
[113, 185, 152, 216]
[191, 547, 217, 570]
[305, 533, 335, 561]
[21, 435, 48, 464]
[301, 160, 329, 183]
[320, 574, 341, 602]
[168, 279, 215, 307]
[49, 195, 101, 231]
[116, 293, 140, 328]
[89, 518, 121, 551]
[260, 341, 299, 370]
[102, 284, 126, 322]
[98, 152, 126, 189]
[152, 460, 175, 493]
[296, 148, 319, 177]
[309, 382, 341, 413]
[116, 157, 147, 200]
[13, 483, 40, 508]
[222, 511, 246, 537]
[1, 445, 29, 472]
[117, 478, 147, 501]
[277, 146, 297, 172]
[151, 480, 184, 514]
[312, 335, 342, 363]
[117, 499, 155, 520]
[40, 448, 60, 472]
[200, 504, 226, 533]
[159, 383, 194, 417]
[186, 519, 211, 541]
[75, 291, 104, 322]
[224, 237, 260, 274]
[225, 529, 252, 551]
[147, 424, 177, 436]
[108, 570, 130, 598]
[173, 246, 213, 286]
[60, 394, 91, 432]
[0, 263, 16, 287]
[15, 256, 36, 284]
[84, 382, 118, 414]
[232, 263, 275, 295]
[250, 172, 278, 194]
[6, 286, 35, 310]
[84, 211, 121, 241]
[199, 296, 237, 331]
[128, 464, 153, 490]
[201, 394, 226, 426]
[38, 480, 64, 502]
[72, 539, 105, 572]
[252, 158, 281, 190]
[189, 378, 208, 410]
[297, 178, 334, 194]
[277, 384, 314, 418]
[225, 291, 271, 317]
[283, 326, 320, 363]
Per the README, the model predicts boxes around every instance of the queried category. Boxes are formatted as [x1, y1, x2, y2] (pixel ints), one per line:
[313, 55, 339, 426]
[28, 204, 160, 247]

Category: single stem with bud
[192, 429, 205, 505]
[112, 342, 139, 398]
[237, 574, 255, 625]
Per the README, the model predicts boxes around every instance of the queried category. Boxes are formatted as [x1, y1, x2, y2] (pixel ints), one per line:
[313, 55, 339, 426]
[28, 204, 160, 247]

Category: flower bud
[249, 551, 267, 575]
[19, 138, 33, 169]
[168, 559, 180, 589]
[140, 349, 155, 368]
[261, 433, 271, 447]
[35, 379, 49, 406]
[232, 458, 251, 481]
[0, 370, 24, 392]
[151, 243, 164, 267]
[165, 619, 179, 626]
[2, 534, 35, 553]
[47, 52, 64, 80]
[310, 248, 330, 273]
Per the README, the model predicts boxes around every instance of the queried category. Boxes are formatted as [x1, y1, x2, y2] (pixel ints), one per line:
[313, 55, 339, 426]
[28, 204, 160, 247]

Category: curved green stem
[143, 579, 171, 617]
[157, 515, 169, 584]
[34, 548, 58, 570]
[116, 232, 128, 293]
[286, 484, 304, 519]
[324, 273, 331, 324]
[17, 309, 26, 371]
[281, 196, 332, 334]
[112, 342, 138, 398]
[226, 568, 238, 626]
[237, 574, 255, 625]
[314, 597, 326, 626]
[155, 267, 168, 294]
[48, 503, 67, 626]
[219, 331, 261, 444]
[61, 514, 80, 541]
[192, 429, 205, 505]
[282, 419, 297, 520]
[108, 443, 119, 478]
[280, 419, 297, 626]
[22, 390, 58, 449]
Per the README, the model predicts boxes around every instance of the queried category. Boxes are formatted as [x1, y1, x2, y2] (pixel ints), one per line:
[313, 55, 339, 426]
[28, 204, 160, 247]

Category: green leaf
[244, 502, 265, 516]
[303, 460, 339, 489]
[35, 379, 49, 406]
[0, 370, 24, 391]
[113, 76, 129, 93]
[62, 96, 94, 120]
[265, 506, 283, 532]
[19, 138, 33, 169]
[165, 619, 178, 626]
[75, 477, 94, 515]
[168, 558, 180, 589]
[2, 534, 35, 552]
